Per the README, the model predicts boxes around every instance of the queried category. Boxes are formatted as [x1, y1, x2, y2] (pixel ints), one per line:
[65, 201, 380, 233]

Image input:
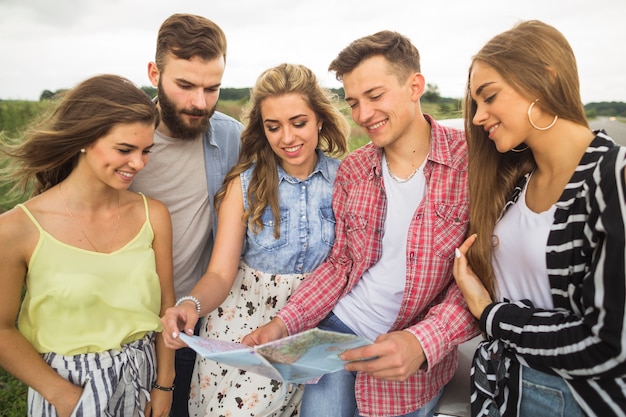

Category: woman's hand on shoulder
[453, 234, 493, 319]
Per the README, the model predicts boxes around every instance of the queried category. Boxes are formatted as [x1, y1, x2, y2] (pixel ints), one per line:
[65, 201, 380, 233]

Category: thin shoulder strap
[138, 192, 150, 221]
[16, 204, 45, 233]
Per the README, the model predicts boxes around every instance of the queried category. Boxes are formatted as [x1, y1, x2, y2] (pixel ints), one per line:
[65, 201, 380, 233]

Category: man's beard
[157, 83, 215, 140]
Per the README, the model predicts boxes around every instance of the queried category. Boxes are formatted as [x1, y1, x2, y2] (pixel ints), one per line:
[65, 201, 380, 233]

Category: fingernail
[455, 248, 461, 259]
[172, 331, 178, 339]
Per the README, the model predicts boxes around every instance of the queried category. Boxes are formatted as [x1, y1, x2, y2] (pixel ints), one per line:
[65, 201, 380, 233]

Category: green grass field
[0, 368, 28, 416]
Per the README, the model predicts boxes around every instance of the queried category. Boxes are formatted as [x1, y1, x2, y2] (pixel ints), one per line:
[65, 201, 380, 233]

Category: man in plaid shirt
[244, 30, 478, 417]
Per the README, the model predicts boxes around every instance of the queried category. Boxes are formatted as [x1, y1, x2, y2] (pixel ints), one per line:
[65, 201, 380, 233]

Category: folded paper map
[179, 328, 372, 384]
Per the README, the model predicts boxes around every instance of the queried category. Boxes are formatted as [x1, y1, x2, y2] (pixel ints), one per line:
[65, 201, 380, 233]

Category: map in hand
[179, 328, 372, 384]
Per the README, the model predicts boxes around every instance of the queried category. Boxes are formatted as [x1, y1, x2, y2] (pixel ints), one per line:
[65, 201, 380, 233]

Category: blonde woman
[161, 63, 350, 416]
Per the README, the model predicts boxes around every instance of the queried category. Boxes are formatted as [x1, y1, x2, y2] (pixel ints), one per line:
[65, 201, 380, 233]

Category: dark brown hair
[155, 13, 227, 70]
[328, 30, 420, 83]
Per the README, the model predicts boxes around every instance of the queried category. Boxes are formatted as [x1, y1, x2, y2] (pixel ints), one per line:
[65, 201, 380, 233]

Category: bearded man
[130, 13, 242, 417]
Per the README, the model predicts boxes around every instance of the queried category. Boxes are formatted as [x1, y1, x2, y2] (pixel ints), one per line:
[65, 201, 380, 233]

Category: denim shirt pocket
[319, 206, 336, 247]
[252, 207, 289, 250]
[433, 202, 469, 261]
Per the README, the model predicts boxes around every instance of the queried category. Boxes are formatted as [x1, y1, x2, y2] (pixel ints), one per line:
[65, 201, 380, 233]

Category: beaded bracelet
[152, 382, 175, 392]
[175, 295, 201, 316]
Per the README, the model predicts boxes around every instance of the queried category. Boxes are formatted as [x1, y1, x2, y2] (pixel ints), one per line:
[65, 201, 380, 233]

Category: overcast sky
[1, 0, 625, 103]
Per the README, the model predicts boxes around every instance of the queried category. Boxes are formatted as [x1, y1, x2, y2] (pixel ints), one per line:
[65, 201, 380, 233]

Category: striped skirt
[28, 332, 156, 417]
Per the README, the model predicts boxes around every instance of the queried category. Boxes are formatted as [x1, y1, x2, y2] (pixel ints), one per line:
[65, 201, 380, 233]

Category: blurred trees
[584, 101, 626, 117]
[1, 86, 624, 138]
[423, 83, 441, 102]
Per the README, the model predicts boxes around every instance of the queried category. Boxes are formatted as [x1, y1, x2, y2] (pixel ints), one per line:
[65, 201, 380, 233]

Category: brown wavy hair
[155, 13, 227, 69]
[328, 30, 420, 83]
[464, 20, 588, 297]
[1, 74, 158, 196]
[215, 63, 350, 238]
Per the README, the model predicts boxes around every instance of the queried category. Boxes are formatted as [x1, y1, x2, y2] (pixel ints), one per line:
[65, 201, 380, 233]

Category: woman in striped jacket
[453, 20, 626, 417]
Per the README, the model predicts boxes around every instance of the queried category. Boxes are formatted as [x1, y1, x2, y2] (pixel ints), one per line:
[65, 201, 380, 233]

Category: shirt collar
[277, 150, 330, 184]
[366, 114, 467, 178]
[424, 114, 466, 170]
[555, 130, 615, 209]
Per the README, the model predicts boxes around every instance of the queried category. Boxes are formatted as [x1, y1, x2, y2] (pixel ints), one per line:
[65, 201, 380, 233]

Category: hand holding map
[179, 328, 372, 384]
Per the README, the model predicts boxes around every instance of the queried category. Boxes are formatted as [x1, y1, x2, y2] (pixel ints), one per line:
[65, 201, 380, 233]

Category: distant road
[590, 116, 626, 145]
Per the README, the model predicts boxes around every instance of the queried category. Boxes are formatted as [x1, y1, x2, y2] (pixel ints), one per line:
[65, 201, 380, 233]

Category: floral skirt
[189, 261, 306, 417]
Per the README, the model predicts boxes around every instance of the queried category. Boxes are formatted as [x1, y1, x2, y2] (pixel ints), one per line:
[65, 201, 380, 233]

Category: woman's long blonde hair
[464, 20, 588, 297]
[215, 63, 350, 238]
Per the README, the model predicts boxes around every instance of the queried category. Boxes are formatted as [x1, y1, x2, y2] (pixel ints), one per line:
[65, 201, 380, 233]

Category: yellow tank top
[17, 193, 162, 355]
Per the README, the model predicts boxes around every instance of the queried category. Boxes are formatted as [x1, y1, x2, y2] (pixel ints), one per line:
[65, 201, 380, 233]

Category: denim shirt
[241, 151, 339, 274]
[203, 112, 244, 244]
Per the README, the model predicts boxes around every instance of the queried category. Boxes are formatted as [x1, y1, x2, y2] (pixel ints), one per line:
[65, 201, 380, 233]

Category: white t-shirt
[334, 154, 427, 341]
[493, 179, 556, 309]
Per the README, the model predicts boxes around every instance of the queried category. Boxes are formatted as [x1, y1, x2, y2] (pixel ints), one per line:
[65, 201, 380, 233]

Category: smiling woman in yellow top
[0, 74, 175, 417]
[17, 193, 161, 355]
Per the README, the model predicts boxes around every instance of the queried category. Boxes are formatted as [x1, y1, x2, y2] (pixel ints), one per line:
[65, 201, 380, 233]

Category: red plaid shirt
[277, 115, 478, 416]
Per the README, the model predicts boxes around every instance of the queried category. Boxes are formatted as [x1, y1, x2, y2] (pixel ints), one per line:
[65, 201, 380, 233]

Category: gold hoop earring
[510, 144, 529, 153]
[527, 99, 558, 131]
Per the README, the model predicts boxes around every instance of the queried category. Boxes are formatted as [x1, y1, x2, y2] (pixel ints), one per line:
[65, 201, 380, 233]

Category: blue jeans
[487, 365, 583, 417]
[519, 366, 583, 417]
[301, 312, 441, 417]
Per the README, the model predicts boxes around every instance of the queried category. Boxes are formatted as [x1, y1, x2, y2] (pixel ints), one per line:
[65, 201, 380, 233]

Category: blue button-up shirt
[241, 151, 339, 274]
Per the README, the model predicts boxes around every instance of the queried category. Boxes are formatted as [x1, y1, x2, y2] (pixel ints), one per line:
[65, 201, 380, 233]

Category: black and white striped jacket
[474, 131, 626, 417]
